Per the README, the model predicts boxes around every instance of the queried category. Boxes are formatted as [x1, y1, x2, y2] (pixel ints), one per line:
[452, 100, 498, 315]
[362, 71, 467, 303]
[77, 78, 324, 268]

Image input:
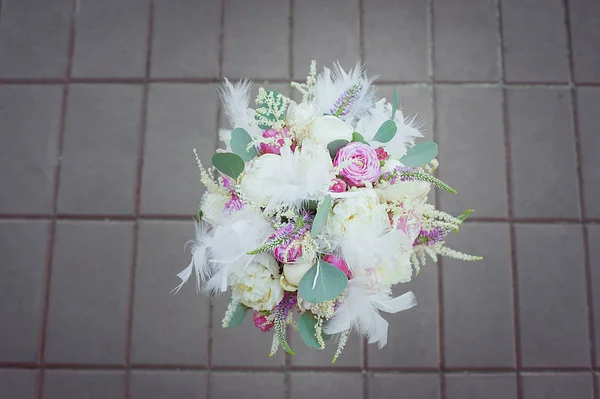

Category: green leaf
[212, 152, 245, 180]
[230, 128, 258, 162]
[372, 120, 397, 143]
[327, 139, 349, 158]
[196, 208, 203, 222]
[227, 304, 246, 328]
[352, 132, 368, 144]
[298, 259, 348, 303]
[399, 141, 439, 167]
[457, 209, 475, 222]
[391, 88, 399, 120]
[298, 312, 320, 348]
[310, 195, 332, 238]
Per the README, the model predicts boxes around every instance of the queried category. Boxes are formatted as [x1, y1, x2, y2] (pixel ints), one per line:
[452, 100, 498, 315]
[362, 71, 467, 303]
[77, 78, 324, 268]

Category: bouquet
[173, 61, 481, 362]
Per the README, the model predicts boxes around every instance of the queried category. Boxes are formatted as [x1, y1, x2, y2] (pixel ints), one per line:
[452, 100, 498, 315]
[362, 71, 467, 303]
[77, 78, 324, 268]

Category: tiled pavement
[0, 0, 599, 398]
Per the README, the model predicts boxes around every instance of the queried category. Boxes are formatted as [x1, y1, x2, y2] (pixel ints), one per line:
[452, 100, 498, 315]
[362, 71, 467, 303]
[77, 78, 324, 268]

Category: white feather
[172, 221, 215, 294]
[218, 78, 262, 142]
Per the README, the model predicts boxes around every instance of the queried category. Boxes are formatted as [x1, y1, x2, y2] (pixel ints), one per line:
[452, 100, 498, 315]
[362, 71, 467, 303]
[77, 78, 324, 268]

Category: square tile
[57, 84, 142, 215]
[368, 264, 438, 368]
[223, 0, 289, 80]
[43, 370, 125, 399]
[141, 84, 218, 216]
[289, 326, 361, 368]
[151, 0, 220, 78]
[576, 88, 600, 218]
[516, 224, 589, 367]
[443, 223, 514, 367]
[292, 0, 360, 80]
[436, 87, 507, 218]
[363, 0, 429, 82]
[290, 372, 362, 399]
[0, 86, 62, 214]
[586, 225, 600, 362]
[0, 369, 38, 399]
[369, 373, 439, 399]
[211, 372, 283, 399]
[507, 89, 579, 219]
[131, 221, 209, 365]
[0, 0, 71, 78]
[130, 370, 207, 399]
[433, 0, 499, 82]
[446, 373, 517, 399]
[45, 221, 133, 364]
[568, 0, 600, 83]
[72, 0, 149, 77]
[501, 0, 569, 83]
[522, 373, 593, 399]
[0, 221, 49, 362]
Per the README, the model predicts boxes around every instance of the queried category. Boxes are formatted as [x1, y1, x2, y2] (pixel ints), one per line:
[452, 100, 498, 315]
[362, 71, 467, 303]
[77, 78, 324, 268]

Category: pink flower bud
[253, 312, 274, 332]
[375, 147, 389, 161]
[329, 178, 347, 193]
[323, 254, 352, 279]
[259, 127, 293, 155]
[273, 240, 303, 263]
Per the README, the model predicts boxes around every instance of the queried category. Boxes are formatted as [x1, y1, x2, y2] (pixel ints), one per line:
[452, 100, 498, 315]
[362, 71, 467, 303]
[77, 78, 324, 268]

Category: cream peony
[326, 189, 390, 239]
[200, 192, 228, 225]
[376, 250, 413, 285]
[231, 254, 284, 311]
[309, 115, 353, 146]
[283, 259, 314, 286]
[287, 101, 321, 141]
[239, 154, 285, 205]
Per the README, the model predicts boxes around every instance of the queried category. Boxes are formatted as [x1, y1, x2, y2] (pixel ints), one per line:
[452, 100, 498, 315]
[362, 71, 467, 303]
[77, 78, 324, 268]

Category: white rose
[200, 192, 228, 224]
[283, 259, 314, 286]
[231, 254, 284, 311]
[239, 154, 284, 205]
[309, 115, 353, 146]
[326, 189, 390, 239]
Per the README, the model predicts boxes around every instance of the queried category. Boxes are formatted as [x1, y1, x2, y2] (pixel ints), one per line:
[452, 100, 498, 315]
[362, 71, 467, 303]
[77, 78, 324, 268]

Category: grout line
[35, 1, 78, 397]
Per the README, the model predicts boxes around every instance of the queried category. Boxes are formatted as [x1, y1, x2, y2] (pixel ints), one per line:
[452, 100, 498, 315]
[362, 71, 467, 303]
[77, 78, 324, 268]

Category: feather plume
[218, 78, 262, 142]
[171, 221, 215, 294]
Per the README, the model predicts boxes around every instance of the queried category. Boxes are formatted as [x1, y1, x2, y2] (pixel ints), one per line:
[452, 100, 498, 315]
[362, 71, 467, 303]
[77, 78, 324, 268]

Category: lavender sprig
[330, 82, 363, 117]
[382, 166, 457, 194]
[415, 228, 448, 247]
[272, 292, 297, 355]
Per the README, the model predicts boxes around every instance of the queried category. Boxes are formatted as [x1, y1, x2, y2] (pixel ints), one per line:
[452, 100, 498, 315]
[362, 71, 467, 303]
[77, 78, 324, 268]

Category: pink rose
[323, 254, 352, 279]
[334, 142, 381, 187]
[224, 195, 245, 214]
[329, 178, 347, 193]
[259, 127, 293, 155]
[274, 240, 303, 263]
[253, 311, 274, 332]
[375, 147, 389, 161]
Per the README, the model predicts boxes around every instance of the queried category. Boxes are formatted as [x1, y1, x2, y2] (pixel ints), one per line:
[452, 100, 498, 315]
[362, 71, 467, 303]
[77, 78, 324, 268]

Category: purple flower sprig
[415, 228, 448, 247]
[381, 166, 418, 185]
[273, 292, 298, 355]
[330, 82, 363, 117]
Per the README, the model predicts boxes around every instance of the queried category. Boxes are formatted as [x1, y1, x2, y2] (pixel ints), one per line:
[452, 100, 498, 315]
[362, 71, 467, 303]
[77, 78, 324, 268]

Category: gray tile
[57, 84, 142, 215]
[376, 85, 434, 140]
[0, 221, 49, 362]
[443, 223, 514, 367]
[211, 294, 284, 367]
[436, 87, 507, 218]
[223, 0, 289, 80]
[130, 371, 206, 399]
[292, 0, 360, 80]
[501, 0, 569, 83]
[507, 89, 579, 218]
[586, 225, 600, 362]
[212, 372, 283, 399]
[369, 374, 439, 399]
[0, 369, 38, 399]
[289, 326, 361, 368]
[132, 221, 209, 365]
[151, 0, 220, 78]
[433, 0, 499, 82]
[363, 0, 428, 82]
[43, 370, 125, 399]
[577, 88, 600, 218]
[568, 0, 600, 83]
[0, 0, 71, 78]
[368, 264, 438, 368]
[45, 221, 132, 364]
[446, 374, 517, 399]
[141, 84, 217, 215]
[0, 86, 62, 214]
[290, 372, 362, 399]
[72, 0, 149, 77]
[516, 224, 589, 367]
[522, 373, 593, 399]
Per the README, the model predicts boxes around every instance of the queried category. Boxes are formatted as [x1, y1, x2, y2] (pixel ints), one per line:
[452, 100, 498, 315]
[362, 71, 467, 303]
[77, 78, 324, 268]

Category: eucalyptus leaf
[352, 132, 368, 144]
[230, 128, 258, 161]
[298, 312, 320, 349]
[212, 152, 245, 180]
[327, 139, 349, 158]
[457, 209, 475, 222]
[310, 195, 332, 238]
[372, 120, 397, 143]
[399, 141, 438, 167]
[227, 304, 246, 328]
[298, 259, 348, 303]
[391, 88, 399, 120]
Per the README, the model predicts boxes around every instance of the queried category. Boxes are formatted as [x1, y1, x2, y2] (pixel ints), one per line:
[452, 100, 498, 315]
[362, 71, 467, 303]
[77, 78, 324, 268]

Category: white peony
[376, 250, 413, 285]
[239, 154, 285, 205]
[326, 189, 390, 239]
[287, 101, 321, 141]
[283, 259, 314, 286]
[231, 254, 284, 311]
[309, 115, 353, 146]
[200, 192, 228, 225]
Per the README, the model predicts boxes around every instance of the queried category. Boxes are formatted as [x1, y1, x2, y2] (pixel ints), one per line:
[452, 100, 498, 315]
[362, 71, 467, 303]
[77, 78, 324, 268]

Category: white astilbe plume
[172, 221, 215, 295]
[218, 78, 262, 144]
[314, 61, 376, 124]
[324, 278, 417, 348]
